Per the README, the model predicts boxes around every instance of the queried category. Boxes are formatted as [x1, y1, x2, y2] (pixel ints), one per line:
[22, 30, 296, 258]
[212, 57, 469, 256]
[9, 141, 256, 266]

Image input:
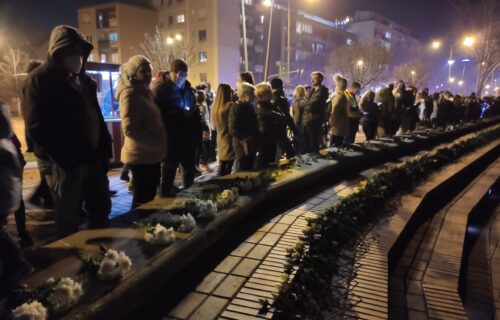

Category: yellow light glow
[431, 41, 441, 49]
[463, 36, 475, 47]
[175, 34, 183, 41]
[166, 37, 174, 45]
[263, 0, 272, 7]
[411, 70, 416, 75]
[449, 77, 455, 83]
[357, 59, 364, 67]
[458, 80, 464, 86]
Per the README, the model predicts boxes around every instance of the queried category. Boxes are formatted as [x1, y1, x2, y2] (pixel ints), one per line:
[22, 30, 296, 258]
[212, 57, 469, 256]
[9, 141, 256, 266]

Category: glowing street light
[458, 80, 464, 86]
[449, 77, 456, 83]
[175, 34, 183, 41]
[263, 0, 272, 6]
[357, 59, 364, 67]
[463, 36, 475, 47]
[485, 84, 491, 89]
[431, 41, 441, 49]
[166, 37, 174, 45]
[411, 70, 416, 75]
[447, 59, 455, 66]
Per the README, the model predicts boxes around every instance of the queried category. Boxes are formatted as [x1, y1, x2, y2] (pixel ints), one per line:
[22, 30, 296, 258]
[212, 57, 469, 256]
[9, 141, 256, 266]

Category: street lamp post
[264, 0, 274, 82]
[241, 0, 249, 72]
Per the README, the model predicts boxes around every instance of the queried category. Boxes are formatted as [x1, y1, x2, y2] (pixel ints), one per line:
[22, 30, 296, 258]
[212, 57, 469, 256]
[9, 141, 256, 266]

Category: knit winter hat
[115, 55, 151, 99]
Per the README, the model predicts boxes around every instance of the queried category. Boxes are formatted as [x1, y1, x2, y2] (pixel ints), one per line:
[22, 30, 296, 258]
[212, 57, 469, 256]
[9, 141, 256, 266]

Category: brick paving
[164, 181, 353, 320]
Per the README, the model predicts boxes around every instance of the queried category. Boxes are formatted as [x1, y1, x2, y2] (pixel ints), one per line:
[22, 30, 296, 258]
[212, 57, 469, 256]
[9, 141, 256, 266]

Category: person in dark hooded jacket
[23, 25, 112, 238]
[152, 59, 202, 196]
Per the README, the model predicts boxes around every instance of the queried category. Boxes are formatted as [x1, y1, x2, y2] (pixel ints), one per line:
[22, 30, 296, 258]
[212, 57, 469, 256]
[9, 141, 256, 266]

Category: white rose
[12, 300, 48, 320]
[97, 249, 132, 281]
[47, 277, 84, 312]
[178, 213, 196, 232]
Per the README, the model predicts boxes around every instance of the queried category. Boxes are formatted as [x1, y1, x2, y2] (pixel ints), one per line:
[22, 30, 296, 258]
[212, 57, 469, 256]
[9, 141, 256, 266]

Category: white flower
[97, 249, 132, 281]
[144, 224, 176, 245]
[47, 277, 84, 312]
[12, 301, 48, 320]
[178, 213, 196, 232]
[198, 200, 218, 217]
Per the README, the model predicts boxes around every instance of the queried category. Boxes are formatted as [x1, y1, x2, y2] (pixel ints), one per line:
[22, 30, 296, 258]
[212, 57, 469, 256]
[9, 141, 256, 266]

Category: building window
[296, 22, 312, 34]
[244, 0, 253, 4]
[177, 14, 185, 23]
[100, 53, 107, 63]
[109, 32, 118, 42]
[168, 16, 174, 25]
[199, 52, 208, 63]
[111, 53, 120, 63]
[260, 15, 265, 24]
[200, 73, 208, 82]
[198, 30, 207, 41]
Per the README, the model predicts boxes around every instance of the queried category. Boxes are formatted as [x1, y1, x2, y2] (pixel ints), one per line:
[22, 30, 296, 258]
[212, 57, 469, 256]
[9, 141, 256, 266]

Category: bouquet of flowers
[215, 188, 239, 210]
[45, 277, 84, 312]
[143, 223, 176, 245]
[177, 213, 197, 233]
[12, 300, 48, 320]
[96, 249, 133, 281]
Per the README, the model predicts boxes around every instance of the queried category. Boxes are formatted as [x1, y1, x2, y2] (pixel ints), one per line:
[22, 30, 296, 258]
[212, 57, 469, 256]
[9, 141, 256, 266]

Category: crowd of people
[1, 25, 500, 299]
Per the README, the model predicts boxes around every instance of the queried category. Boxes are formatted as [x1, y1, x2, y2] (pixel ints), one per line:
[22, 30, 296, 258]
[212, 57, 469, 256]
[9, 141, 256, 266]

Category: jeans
[160, 143, 196, 196]
[45, 160, 111, 238]
[129, 163, 161, 209]
[344, 118, 360, 145]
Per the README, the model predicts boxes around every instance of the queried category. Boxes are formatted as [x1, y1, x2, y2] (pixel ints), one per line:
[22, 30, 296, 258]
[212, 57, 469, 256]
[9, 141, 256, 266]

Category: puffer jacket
[329, 90, 349, 137]
[117, 86, 167, 165]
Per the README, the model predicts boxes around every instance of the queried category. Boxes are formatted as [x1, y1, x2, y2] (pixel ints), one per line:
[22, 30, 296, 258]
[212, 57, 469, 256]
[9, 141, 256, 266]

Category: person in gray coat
[329, 75, 349, 147]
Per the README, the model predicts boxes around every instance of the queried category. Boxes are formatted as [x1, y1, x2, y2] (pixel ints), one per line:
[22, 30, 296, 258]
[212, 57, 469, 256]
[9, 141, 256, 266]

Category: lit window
[100, 54, 107, 63]
[260, 15, 265, 24]
[244, 0, 253, 4]
[199, 52, 208, 63]
[177, 14, 185, 23]
[109, 32, 118, 42]
[385, 31, 392, 39]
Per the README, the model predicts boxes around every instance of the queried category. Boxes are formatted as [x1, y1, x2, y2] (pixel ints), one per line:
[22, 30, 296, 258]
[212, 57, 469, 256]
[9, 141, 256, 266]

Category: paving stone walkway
[164, 180, 356, 320]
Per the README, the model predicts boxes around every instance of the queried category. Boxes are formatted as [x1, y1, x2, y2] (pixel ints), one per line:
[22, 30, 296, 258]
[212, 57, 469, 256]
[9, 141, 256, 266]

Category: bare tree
[137, 26, 198, 71]
[448, 0, 500, 96]
[328, 42, 391, 88]
[0, 46, 30, 114]
[392, 60, 430, 88]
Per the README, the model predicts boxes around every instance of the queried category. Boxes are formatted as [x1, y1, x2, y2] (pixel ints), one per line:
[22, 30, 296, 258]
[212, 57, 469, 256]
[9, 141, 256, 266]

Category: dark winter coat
[376, 87, 395, 130]
[301, 85, 329, 127]
[292, 98, 306, 128]
[23, 25, 112, 172]
[228, 100, 258, 159]
[360, 100, 381, 124]
[152, 73, 202, 148]
[272, 90, 297, 135]
[257, 101, 285, 140]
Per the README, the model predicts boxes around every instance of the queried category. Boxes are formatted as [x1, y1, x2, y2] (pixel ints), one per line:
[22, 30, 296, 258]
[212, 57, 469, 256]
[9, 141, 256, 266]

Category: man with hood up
[23, 25, 112, 238]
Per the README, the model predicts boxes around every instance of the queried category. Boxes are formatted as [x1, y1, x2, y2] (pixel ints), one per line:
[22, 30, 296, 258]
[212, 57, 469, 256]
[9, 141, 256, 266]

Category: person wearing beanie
[344, 81, 362, 145]
[270, 77, 297, 159]
[329, 75, 349, 147]
[152, 59, 202, 196]
[301, 71, 329, 153]
[116, 55, 167, 209]
[23, 25, 113, 238]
